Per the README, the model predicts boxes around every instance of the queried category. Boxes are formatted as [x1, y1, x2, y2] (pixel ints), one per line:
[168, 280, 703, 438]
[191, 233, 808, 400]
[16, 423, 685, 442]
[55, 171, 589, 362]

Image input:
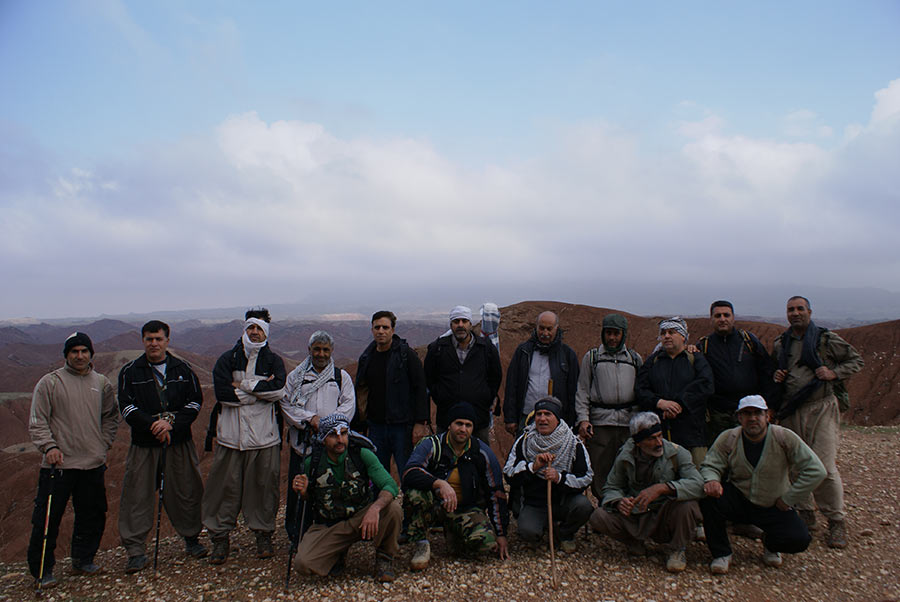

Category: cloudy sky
[1, 1, 899, 320]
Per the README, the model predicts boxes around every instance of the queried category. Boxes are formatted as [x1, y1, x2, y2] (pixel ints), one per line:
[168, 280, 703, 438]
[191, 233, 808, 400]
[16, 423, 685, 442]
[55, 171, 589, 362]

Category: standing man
[575, 313, 642, 498]
[503, 311, 579, 434]
[695, 301, 776, 443]
[504, 397, 593, 553]
[354, 311, 430, 475]
[700, 395, 826, 574]
[203, 308, 286, 564]
[771, 295, 864, 548]
[118, 321, 206, 573]
[281, 330, 355, 539]
[27, 332, 119, 586]
[635, 317, 714, 467]
[424, 306, 502, 444]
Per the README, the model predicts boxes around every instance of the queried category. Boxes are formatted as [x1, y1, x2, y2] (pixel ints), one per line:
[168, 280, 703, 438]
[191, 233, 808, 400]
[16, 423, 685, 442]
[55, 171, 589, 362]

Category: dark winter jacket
[118, 352, 202, 447]
[503, 332, 579, 427]
[424, 333, 503, 430]
[635, 349, 714, 448]
[697, 329, 777, 414]
[355, 334, 428, 426]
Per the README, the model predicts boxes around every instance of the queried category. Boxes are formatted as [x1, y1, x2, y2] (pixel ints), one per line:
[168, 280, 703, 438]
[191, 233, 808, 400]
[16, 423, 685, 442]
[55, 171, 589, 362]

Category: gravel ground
[2, 426, 897, 602]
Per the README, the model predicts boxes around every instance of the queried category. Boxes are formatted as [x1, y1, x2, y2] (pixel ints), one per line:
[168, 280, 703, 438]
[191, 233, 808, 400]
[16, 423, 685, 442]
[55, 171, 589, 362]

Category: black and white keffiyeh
[287, 356, 336, 408]
[522, 419, 579, 475]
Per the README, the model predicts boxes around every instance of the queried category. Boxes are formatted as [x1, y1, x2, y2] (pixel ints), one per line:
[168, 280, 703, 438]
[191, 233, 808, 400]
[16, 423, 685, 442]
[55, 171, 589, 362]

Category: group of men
[26, 295, 864, 588]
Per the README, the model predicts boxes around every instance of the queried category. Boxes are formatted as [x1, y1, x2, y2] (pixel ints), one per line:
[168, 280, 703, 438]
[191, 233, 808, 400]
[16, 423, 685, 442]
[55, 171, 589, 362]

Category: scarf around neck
[289, 356, 336, 407]
[522, 419, 578, 476]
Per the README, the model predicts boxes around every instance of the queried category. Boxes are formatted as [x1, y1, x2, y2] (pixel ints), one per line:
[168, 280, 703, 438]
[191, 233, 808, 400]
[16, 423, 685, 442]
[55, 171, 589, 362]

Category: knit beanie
[63, 332, 94, 357]
[446, 402, 477, 425]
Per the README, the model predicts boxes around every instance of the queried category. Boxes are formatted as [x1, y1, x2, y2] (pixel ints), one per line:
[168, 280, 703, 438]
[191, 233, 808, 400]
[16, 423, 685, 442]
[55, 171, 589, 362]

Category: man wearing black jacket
[118, 320, 206, 573]
[503, 311, 579, 435]
[635, 317, 714, 466]
[695, 301, 776, 444]
[424, 306, 502, 444]
[355, 310, 429, 475]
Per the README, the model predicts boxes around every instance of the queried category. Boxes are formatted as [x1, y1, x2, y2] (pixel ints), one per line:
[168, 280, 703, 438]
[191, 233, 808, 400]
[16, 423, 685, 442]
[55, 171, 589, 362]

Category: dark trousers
[700, 482, 811, 559]
[367, 422, 412, 476]
[27, 466, 107, 578]
[517, 493, 593, 542]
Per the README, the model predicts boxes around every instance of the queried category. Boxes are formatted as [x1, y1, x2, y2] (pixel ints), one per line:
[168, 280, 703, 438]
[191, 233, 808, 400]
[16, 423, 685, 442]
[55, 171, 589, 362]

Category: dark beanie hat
[63, 332, 94, 357]
[533, 396, 562, 420]
[446, 402, 477, 425]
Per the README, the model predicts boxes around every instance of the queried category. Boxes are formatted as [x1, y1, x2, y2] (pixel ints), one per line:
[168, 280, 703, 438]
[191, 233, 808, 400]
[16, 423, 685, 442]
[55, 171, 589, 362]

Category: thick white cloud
[1, 82, 899, 319]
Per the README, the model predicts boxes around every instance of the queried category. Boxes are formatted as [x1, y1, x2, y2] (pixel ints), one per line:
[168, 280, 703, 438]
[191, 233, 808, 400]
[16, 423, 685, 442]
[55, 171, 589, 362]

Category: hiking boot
[375, 551, 395, 583]
[185, 536, 208, 558]
[731, 523, 764, 540]
[798, 509, 817, 531]
[710, 554, 731, 575]
[559, 539, 577, 554]
[255, 531, 275, 559]
[694, 525, 706, 542]
[763, 547, 782, 567]
[209, 536, 229, 565]
[71, 560, 103, 575]
[34, 572, 57, 590]
[826, 519, 848, 549]
[410, 539, 431, 571]
[666, 549, 687, 573]
[625, 539, 647, 556]
[124, 554, 148, 574]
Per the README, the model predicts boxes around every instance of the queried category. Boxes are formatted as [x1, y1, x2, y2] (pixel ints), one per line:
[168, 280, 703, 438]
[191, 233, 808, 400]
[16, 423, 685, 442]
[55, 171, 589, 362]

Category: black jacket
[503, 332, 579, 427]
[424, 333, 503, 430]
[212, 340, 286, 404]
[697, 329, 777, 413]
[635, 349, 714, 448]
[118, 352, 203, 447]
[504, 434, 591, 508]
[355, 334, 428, 426]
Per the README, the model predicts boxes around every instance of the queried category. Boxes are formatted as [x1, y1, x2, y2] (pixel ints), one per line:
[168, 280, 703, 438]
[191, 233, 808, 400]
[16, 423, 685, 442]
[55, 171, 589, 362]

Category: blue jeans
[367, 422, 413, 476]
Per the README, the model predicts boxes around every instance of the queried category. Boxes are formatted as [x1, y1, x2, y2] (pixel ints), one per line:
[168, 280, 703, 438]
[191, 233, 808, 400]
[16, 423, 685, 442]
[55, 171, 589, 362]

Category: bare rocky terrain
[1, 300, 898, 600]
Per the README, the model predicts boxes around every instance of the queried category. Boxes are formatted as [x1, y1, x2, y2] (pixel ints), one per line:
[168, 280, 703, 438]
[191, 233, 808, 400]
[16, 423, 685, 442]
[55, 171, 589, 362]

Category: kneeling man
[700, 395, 826, 574]
[291, 414, 401, 582]
[589, 411, 703, 573]
[504, 397, 593, 552]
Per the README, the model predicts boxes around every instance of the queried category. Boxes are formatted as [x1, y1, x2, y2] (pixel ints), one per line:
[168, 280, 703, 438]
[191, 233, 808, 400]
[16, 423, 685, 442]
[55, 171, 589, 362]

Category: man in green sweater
[291, 413, 401, 582]
[700, 395, 826, 574]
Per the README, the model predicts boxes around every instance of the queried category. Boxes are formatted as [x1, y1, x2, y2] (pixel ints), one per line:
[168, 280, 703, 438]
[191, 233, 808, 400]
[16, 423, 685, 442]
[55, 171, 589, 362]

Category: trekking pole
[284, 497, 307, 591]
[153, 442, 168, 575]
[547, 478, 557, 589]
[35, 468, 59, 597]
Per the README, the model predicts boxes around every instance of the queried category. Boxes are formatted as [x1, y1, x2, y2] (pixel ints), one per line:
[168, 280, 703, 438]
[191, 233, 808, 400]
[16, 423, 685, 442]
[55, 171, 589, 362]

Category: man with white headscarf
[503, 397, 593, 553]
[203, 308, 286, 565]
[424, 305, 503, 444]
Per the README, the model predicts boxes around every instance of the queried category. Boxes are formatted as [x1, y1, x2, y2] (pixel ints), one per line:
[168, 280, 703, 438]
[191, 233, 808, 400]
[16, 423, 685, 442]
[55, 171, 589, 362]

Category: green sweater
[701, 425, 825, 508]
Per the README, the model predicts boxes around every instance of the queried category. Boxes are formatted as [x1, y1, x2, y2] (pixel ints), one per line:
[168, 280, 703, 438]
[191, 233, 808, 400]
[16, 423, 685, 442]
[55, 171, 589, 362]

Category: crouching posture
[291, 414, 401, 582]
[589, 412, 703, 573]
[402, 402, 509, 571]
[700, 395, 826, 574]
[504, 397, 593, 552]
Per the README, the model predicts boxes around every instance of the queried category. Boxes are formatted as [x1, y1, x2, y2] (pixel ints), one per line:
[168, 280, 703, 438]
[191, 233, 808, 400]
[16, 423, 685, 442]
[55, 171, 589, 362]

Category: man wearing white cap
[203, 308, 286, 564]
[424, 305, 502, 444]
[699, 395, 826, 574]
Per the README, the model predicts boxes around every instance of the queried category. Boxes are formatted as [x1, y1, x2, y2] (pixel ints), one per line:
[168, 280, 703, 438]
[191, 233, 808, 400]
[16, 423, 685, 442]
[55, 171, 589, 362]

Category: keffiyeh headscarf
[317, 413, 350, 442]
[241, 317, 270, 356]
[658, 317, 688, 342]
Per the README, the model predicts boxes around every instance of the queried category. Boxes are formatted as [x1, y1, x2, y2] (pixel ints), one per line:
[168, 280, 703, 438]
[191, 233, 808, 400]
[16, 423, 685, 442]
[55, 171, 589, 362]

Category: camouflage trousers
[404, 489, 497, 555]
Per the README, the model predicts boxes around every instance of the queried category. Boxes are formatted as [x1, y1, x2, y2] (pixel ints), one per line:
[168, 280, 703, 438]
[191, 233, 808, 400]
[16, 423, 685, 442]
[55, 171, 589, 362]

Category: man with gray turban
[636, 317, 714, 467]
[424, 305, 503, 444]
[504, 397, 593, 553]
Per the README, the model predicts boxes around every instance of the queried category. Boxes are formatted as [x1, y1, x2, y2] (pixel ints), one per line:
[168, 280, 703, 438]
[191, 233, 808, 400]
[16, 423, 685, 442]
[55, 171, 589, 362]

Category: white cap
[737, 395, 768, 412]
[449, 305, 473, 323]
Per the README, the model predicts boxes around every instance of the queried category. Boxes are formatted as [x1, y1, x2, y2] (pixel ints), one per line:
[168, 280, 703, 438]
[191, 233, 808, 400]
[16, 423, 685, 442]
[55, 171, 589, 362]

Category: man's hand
[532, 452, 555, 472]
[434, 480, 458, 513]
[704, 480, 723, 498]
[656, 399, 681, 420]
[686, 344, 699, 354]
[774, 497, 791, 511]
[45, 448, 64, 466]
[496, 535, 509, 561]
[773, 369, 787, 384]
[617, 497, 636, 516]
[360, 504, 381, 540]
[543, 467, 561, 483]
[150, 419, 173, 444]
[292, 474, 309, 497]
[412, 423, 430, 445]
[504, 422, 517, 435]
[815, 366, 837, 381]
[308, 415, 320, 433]
[633, 483, 669, 512]
[578, 421, 593, 440]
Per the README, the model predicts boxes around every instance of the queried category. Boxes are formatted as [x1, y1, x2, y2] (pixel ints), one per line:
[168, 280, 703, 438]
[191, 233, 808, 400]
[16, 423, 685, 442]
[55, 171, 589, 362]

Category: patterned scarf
[288, 356, 336, 407]
[522, 419, 578, 475]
